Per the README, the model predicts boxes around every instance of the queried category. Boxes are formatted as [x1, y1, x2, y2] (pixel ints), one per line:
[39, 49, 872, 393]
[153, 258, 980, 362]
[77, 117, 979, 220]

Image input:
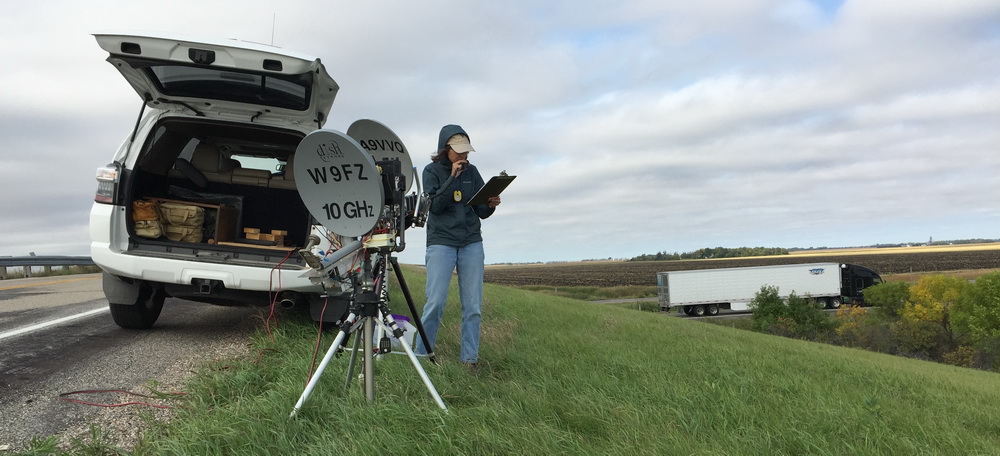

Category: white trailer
[656, 262, 881, 316]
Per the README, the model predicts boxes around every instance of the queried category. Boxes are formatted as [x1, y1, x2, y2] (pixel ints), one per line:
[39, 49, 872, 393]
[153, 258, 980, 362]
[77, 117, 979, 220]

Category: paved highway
[594, 298, 754, 319]
[0, 274, 264, 451]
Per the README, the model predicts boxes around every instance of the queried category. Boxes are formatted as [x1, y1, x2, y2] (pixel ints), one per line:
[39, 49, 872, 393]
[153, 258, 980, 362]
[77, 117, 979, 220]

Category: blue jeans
[415, 242, 484, 363]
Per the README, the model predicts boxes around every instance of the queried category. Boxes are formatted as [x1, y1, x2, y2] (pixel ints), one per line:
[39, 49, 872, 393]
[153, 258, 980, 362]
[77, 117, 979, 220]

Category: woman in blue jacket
[415, 124, 500, 368]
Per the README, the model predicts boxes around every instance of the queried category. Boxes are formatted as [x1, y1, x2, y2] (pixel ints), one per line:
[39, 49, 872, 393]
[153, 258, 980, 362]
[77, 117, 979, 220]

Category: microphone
[459, 161, 468, 171]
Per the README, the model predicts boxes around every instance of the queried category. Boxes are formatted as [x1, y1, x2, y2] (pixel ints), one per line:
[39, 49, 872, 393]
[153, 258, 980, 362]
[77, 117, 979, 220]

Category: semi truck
[657, 262, 882, 316]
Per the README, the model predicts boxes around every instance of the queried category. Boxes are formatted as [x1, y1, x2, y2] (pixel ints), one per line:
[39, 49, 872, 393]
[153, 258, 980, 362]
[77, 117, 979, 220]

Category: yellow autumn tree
[897, 275, 967, 351]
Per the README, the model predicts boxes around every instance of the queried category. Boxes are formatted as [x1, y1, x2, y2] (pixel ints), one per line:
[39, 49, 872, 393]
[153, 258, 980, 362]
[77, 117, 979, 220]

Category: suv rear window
[145, 63, 313, 111]
[232, 154, 283, 173]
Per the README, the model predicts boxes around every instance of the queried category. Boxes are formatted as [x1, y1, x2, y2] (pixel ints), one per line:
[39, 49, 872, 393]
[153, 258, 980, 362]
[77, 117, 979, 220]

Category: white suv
[89, 33, 345, 329]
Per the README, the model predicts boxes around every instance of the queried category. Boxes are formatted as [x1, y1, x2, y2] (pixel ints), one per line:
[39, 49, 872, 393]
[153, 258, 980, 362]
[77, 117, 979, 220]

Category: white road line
[0, 307, 109, 342]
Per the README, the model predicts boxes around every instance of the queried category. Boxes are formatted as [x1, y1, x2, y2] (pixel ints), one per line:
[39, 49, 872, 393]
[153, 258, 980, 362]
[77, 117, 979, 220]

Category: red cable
[254, 347, 279, 365]
[306, 296, 330, 383]
[265, 249, 295, 342]
[58, 389, 187, 409]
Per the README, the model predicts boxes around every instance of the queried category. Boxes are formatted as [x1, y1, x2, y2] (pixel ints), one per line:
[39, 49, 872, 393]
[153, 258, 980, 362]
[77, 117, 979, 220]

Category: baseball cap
[446, 134, 475, 153]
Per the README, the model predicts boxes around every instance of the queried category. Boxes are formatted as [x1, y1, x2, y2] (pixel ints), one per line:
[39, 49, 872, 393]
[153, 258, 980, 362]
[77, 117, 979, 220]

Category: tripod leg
[390, 257, 436, 364]
[376, 316, 448, 411]
[344, 330, 362, 390]
[363, 318, 376, 403]
[290, 312, 357, 418]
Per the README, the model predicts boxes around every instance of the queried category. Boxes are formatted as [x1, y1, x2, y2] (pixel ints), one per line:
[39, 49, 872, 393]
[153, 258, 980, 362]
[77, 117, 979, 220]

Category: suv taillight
[94, 164, 120, 204]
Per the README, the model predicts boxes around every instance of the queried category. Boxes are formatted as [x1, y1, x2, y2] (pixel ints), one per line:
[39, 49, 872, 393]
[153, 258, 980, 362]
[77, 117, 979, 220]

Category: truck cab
[840, 264, 882, 305]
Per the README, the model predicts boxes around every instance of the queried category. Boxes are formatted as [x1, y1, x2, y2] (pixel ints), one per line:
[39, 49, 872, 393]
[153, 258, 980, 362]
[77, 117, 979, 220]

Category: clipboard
[467, 174, 516, 206]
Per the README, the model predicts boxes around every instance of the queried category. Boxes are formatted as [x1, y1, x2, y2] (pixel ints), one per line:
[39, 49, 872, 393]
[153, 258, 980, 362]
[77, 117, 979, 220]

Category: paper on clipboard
[467, 174, 516, 206]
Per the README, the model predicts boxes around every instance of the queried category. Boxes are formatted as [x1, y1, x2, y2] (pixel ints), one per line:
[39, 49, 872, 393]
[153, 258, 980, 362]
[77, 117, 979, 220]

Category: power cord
[58, 389, 187, 409]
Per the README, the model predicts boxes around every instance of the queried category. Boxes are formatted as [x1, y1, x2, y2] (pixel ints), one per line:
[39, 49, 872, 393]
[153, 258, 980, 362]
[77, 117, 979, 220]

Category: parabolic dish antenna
[294, 129, 385, 237]
[347, 119, 414, 193]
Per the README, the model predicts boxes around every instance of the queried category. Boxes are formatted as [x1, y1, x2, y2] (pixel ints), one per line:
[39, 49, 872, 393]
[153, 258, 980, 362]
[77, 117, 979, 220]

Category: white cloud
[0, 0, 998, 264]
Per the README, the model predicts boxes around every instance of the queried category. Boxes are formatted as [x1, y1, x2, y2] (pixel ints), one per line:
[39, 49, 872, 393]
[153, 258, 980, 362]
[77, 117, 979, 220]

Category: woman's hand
[451, 160, 468, 177]
[488, 196, 501, 208]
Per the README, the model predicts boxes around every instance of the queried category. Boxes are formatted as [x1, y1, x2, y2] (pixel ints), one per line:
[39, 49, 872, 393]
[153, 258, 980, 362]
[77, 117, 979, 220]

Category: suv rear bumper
[90, 203, 322, 293]
[91, 245, 322, 293]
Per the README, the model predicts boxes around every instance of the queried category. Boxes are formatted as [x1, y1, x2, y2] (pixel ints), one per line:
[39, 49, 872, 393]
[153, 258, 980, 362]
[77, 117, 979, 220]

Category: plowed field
[484, 248, 1000, 287]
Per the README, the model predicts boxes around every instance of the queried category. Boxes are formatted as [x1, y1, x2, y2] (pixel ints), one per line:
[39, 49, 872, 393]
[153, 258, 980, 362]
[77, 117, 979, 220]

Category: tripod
[290, 251, 447, 417]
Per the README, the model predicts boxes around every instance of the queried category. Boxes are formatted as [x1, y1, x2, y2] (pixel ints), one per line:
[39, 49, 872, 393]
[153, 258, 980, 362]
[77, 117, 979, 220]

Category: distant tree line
[788, 238, 1000, 251]
[928, 238, 1000, 246]
[629, 247, 789, 262]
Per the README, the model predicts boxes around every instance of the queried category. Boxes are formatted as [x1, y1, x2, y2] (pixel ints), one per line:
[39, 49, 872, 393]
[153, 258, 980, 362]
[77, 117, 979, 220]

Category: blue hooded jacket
[423, 125, 495, 247]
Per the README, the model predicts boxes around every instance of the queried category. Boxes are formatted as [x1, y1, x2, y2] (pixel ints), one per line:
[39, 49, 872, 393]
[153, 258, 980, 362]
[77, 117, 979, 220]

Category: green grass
[516, 284, 657, 301]
[49, 267, 1000, 454]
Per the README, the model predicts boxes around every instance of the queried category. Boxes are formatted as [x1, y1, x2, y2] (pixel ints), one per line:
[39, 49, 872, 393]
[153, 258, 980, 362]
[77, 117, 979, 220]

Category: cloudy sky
[2, 0, 998, 265]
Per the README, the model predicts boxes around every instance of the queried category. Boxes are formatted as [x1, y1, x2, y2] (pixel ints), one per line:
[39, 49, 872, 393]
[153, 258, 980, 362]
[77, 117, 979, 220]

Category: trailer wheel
[706, 304, 719, 316]
[691, 305, 706, 317]
[829, 297, 843, 309]
[682, 306, 693, 315]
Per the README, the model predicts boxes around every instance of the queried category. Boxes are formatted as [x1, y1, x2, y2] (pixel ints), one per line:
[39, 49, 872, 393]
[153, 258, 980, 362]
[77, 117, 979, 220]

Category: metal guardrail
[0, 255, 96, 279]
[0, 256, 96, 267]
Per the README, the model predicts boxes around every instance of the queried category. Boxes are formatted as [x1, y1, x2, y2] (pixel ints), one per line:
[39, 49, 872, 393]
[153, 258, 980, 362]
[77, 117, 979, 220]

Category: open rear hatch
[94, 32, 338, 127]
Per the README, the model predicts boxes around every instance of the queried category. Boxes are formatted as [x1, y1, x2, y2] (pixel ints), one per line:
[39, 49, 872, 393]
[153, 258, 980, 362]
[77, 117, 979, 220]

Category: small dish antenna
[293, 129, 384, 236]
[347, 119, 415, 193]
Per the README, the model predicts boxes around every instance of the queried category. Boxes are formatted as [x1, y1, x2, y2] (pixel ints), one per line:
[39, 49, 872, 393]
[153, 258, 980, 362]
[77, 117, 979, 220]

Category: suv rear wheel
[106, 278, 165, 329]
[108, 285, 166, 329]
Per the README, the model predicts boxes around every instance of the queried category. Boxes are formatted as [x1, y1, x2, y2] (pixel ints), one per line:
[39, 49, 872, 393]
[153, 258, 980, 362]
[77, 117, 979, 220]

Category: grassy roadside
[514, 284, 657, 301]
[38, 267, 1000, 454]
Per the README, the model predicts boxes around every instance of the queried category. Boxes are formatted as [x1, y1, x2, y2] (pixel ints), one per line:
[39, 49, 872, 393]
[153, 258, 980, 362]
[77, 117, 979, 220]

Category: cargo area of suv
[124, 118, 311, 260]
